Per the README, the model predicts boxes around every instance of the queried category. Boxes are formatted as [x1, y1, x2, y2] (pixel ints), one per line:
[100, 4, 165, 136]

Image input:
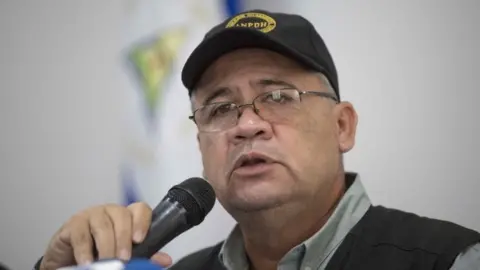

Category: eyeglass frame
[188, 89, 340, 131]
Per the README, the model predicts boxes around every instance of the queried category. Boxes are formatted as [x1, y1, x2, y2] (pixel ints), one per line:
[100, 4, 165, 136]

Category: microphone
[56, 177, 215, 269]
[130, 177, 216, 258]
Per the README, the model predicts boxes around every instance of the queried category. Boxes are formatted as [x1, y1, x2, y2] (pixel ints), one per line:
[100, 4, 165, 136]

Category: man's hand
[39, 202, 172, 270]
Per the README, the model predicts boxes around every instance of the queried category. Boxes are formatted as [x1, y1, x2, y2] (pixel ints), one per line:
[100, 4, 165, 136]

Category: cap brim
[181, 28, 328, 93]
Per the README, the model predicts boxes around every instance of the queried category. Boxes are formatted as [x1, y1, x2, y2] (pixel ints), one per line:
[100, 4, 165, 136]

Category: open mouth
[231, 152, 275, 176]
[240, 157, 267, 167]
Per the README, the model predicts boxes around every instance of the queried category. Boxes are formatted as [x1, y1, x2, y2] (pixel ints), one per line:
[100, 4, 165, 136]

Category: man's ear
[335, 101, 358, 153]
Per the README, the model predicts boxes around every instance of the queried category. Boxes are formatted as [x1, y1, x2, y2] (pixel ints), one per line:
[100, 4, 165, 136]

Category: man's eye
[209, 103, 234, 117]
[263, 90, 296, 103]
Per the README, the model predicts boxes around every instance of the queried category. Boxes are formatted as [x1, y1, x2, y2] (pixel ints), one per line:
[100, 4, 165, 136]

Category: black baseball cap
[181, 9, 339, 99]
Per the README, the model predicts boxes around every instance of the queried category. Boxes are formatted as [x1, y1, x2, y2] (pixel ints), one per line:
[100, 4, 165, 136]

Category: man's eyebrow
[199, 79, 295, 105]
[255, 79, 297, 89]
[202, 87, 232, 105]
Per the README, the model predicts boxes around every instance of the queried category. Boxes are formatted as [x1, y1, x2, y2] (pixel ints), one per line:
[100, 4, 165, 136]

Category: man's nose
[228, 106, 273, 143]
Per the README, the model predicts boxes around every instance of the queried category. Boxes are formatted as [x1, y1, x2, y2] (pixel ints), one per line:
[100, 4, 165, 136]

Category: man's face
[191, 48, 357, 214]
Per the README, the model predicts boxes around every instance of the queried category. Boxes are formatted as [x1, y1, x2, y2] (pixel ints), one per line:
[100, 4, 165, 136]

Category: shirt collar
[218, 172, 372, 270]
[219, 225, 248, 270]
[300, 172, 371, 268]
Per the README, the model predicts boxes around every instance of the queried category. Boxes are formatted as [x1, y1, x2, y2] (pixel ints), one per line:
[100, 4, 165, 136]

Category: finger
[89, 208, 116, 259]
[69, 216, 94, 265]
[127, 202, 152, 243]
[150, 252, 173, 267]
[105, 205, 133, 261]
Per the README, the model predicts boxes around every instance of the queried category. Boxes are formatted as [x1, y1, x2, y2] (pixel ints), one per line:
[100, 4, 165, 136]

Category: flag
[120, 0, 242, 262]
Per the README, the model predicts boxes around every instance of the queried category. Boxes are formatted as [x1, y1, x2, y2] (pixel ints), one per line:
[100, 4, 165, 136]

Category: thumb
[150, 252, 173, 267]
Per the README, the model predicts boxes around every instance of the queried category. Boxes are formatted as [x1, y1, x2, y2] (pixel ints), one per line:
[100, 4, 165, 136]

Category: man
[34, 10, 480, 270]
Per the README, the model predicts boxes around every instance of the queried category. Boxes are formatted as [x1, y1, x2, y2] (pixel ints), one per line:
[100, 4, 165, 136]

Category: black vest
[170, 206, 480, 270]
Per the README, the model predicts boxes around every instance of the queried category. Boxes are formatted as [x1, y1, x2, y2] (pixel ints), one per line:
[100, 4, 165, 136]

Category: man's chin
[224, 177, 294, 212]
[227, 194, 288, 212]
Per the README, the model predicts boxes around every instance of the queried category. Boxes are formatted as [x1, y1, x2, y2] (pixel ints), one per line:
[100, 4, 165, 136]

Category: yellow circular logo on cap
[225, 12, 276, 33]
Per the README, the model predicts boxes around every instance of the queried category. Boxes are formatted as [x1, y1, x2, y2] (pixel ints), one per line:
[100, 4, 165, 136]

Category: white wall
[0, 1, 479, 269]
[0, 1, 126, 269]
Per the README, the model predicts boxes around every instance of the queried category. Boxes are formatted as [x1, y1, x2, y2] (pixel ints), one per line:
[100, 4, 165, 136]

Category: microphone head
[166, 177, 216, 226]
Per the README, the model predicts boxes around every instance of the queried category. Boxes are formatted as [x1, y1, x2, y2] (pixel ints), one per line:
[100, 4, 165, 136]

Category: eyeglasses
[189, 88, 339, 132]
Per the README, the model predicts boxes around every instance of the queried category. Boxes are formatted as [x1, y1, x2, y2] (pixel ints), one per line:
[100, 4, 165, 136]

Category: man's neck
[237, 177, 346, 270]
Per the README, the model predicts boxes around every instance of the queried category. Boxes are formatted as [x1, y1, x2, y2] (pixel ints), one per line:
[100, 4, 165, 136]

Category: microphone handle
[131, 200, 189, 258]
[90, 199, 190, 260]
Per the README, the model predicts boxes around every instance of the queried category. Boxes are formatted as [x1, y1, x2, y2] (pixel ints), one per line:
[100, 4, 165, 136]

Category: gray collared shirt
[218, 173, 480, 270]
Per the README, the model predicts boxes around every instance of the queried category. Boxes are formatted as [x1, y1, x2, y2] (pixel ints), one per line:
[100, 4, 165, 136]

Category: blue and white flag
[120, 0, 242, 263]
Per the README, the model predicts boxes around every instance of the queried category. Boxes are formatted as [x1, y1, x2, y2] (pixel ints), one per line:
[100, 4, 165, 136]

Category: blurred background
[1, 0, 479, 269]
